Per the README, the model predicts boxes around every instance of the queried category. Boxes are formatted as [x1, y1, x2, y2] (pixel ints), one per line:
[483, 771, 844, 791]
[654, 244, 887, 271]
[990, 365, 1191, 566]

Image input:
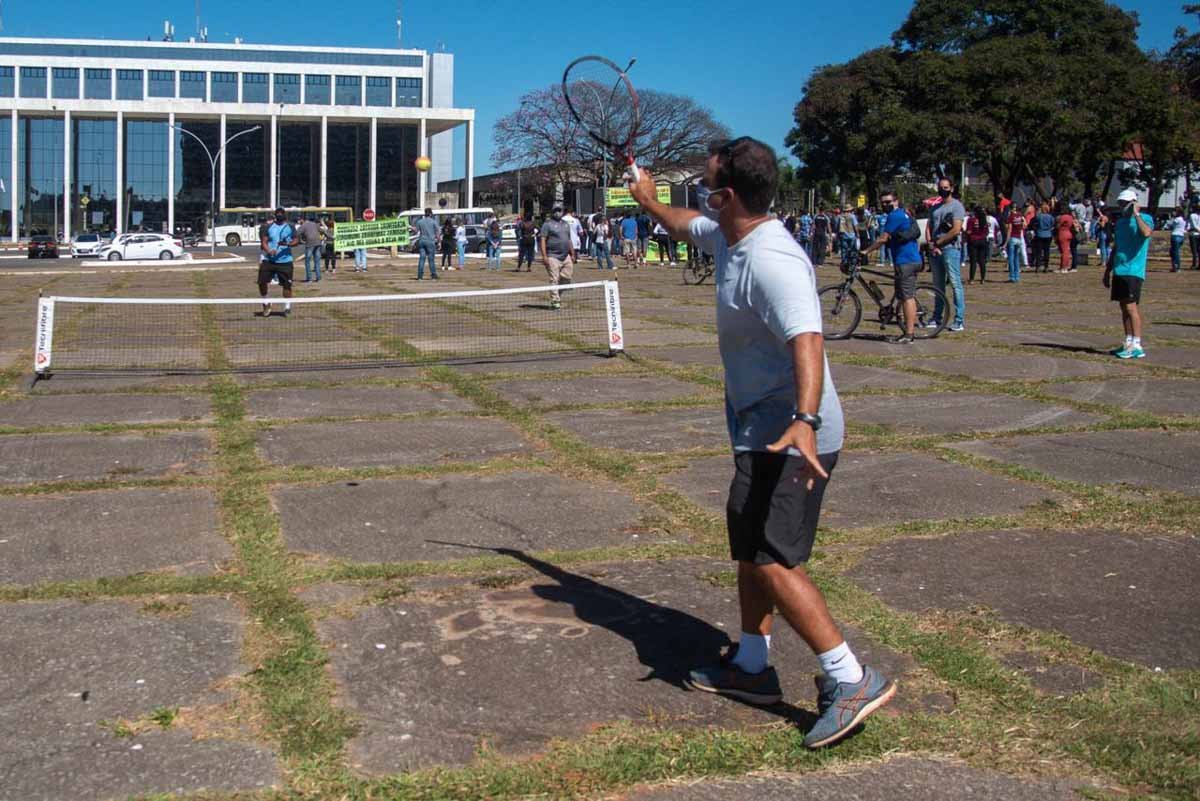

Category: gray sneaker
[804, 666, 896, 749]
[686, 647, 783, 705]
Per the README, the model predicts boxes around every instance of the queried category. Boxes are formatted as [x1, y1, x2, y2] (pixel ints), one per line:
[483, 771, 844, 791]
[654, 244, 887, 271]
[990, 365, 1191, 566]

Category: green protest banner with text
[605, 185, 673, 208]
[335, 217, 411, 249]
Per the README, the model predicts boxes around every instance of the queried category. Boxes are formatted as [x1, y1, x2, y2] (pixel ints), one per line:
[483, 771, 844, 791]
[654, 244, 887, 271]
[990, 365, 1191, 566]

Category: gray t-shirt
[299, 220, 321, 246]
[688, 216, 844, 456]
[929, 198, 966, 244]
[539, 218, 573, 259]
[415, 216, 440, 244]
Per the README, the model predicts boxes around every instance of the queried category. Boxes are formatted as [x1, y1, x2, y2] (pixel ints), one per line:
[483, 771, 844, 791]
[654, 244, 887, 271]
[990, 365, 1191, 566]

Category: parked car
[27, 236, 59, 259]
[98, 233, 185, 261]
[70, 232, 105, 258]
[407, 224, 488, 254]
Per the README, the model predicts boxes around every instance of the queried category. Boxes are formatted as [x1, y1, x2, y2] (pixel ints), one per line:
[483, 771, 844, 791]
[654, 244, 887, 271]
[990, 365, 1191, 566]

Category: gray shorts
[894, 262, 921, 300]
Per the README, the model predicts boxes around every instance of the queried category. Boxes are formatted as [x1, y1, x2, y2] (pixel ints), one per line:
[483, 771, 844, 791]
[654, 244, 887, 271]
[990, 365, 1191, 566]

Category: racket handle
[623, 162, 640, 186]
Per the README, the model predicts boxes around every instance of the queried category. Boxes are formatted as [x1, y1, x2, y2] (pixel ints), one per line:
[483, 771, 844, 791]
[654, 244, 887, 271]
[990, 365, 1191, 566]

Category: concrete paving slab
[245, 385, 475, 420]
[904, 354, 1123, 382]
[825, 336, 981, 356]
[0, 393, 211, 427]
[1041, 378, 1200, 417]
[1140, 346, 1198, 370]
[0, 598, 279, 801]
[617, 756, 1088, 801]
[0, 431, 211, 485]
[847, 529, 1200, 669]
[628, 328, 718, 347]
[636, 345, 724, 368]
[546, 406, 727, 453]
[489, 375, 709, 406]
[950, 430, 1200, 494]
[317, 557, 940, 773]
[276, 472, 652, 562]
[829, 363, 929, 391]
[234, 364, 431, 385]
[30, 374, 210, 394]
[257, 417, 530, 468]
[660, 452, 1056, 528]
[449, 352, 630, 375]
[843, 392, 1102, 435]
[0, 488, 229, 584]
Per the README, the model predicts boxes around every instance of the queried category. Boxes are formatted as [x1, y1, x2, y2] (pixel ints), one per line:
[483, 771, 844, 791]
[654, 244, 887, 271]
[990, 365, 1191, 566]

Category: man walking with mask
[928, 178, 966, 331]
[539, 205, 576, 310]
[1104, 189, 1153, 359]
[628, 137, 895, 750]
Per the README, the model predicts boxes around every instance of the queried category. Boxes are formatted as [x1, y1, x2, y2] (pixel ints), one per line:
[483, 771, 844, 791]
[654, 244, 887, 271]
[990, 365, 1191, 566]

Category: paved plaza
[0, 254, 1197, 800]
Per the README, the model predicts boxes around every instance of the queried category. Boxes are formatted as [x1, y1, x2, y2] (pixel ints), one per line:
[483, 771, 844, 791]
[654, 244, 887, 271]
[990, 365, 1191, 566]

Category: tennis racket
[561, 55, 641, 185]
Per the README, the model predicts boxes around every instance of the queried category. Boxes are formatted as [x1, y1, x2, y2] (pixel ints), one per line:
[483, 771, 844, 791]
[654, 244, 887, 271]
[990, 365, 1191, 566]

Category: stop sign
[363, 208, 376, 221]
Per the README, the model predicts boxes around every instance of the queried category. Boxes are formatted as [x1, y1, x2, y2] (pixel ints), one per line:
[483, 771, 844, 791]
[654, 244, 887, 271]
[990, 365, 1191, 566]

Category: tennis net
[33, 280, 625, 376]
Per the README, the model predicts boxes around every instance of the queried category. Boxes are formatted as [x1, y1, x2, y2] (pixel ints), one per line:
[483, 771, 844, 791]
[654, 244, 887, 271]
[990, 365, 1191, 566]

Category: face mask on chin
[696, 183, 722, 222]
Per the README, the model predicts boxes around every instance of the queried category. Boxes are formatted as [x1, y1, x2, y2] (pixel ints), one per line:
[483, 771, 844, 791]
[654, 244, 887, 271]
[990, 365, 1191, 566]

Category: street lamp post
[170, 123, 262, 255]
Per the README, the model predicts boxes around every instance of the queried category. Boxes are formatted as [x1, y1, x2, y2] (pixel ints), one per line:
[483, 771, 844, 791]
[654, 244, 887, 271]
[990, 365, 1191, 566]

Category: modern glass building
[0, 37, 474, 240]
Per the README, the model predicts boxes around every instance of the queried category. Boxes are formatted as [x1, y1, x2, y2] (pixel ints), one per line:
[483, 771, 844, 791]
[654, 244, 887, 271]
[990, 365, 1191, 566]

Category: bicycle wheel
[910, 283, 950, 339]
[818, 285, 862, 340]
[682, 262, 705, 285]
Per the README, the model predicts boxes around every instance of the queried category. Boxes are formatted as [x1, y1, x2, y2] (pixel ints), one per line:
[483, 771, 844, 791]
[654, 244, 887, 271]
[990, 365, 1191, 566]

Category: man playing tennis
[259, 206, 297, 317]
[628, 137, 895, 749]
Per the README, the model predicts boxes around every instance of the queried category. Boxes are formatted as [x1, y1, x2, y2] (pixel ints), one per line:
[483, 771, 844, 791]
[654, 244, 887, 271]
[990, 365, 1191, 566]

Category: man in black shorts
[860, 189, 920, 344]
[258, 207, 297, 317]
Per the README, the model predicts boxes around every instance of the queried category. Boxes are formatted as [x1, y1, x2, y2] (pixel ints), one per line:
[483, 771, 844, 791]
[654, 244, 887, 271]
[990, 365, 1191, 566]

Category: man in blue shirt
[1033, 203, 1056, 273]
[619, 212, 639, 267]
[1103, 189, 1153, 359]
[796, 211, 813, 257]
[860, 189, 921, 343]
[627, 136, 895, 751]
[258, 206, 297, 317]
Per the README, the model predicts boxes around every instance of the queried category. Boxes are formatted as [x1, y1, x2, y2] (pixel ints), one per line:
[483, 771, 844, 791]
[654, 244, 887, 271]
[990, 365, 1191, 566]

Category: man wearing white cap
[1103, 189, 1153, 359]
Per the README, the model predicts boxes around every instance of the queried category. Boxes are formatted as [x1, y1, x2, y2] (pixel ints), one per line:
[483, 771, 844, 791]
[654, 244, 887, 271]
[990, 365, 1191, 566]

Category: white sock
[731, 633, 770, 674]
[1132, 337, 1141, 348]
[284, 301, 292, 311]
[817, 641, 864, 685]
[1125, 335, 1134, 347]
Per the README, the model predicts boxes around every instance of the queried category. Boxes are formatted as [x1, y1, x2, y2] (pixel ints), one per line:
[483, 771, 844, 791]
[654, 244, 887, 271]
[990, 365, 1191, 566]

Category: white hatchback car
[70, 232, 106, 258]
[99, 233, 185, 261]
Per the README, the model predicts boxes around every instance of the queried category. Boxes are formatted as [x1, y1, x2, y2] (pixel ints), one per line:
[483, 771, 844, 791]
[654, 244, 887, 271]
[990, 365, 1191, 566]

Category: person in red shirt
[965, 207, 991, 283]
[1055, 200, 1078, 273]
[1006, 206, 1027, 282]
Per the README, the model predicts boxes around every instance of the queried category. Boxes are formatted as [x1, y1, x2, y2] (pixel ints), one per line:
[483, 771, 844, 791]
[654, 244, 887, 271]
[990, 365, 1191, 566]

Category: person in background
[414, 207, 440, 281]
[1032, 201, 1055, 273]
[539, 205, 576, 309]
[440, 217, 456, 270]
[986, 207, 1003, 264]
[297, 213, 323, 283]
[594, 214, 613, 270]
[965, 207, 990, 284]
[811, 208, 830, 266]
[1104, 189, 1153, 359]
[874, 206, 890, 265]
[1055, 200, 1078, 274]
[1189, 203, 1200, 270]
[636, 209, 652, 266]
[1093, 205, 1111, 267]
[1167, 207, 1187, 273]
[797, 209, 813, 257]
[653, 220, 675, 265]
[454, 218, 468, 269]
[837, 207, 858, 262]
[620, 211, 639, 267]
[319, 216, 337, 276]
[1005, 204, 1027, 283]
[516, 211, 537, 272]
[928, 178, 967, 331]
[562, 206, 584, 264]
[486, 220, 503, 271]
[352, 211, 369, 273]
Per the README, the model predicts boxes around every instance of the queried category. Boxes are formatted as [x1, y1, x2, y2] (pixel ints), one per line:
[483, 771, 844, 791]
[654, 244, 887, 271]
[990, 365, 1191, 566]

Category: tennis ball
[415, 156, 432, 172]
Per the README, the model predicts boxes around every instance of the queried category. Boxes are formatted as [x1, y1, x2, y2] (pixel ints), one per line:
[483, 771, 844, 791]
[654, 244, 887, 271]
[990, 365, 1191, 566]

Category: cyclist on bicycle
[860, 189, 921, 344]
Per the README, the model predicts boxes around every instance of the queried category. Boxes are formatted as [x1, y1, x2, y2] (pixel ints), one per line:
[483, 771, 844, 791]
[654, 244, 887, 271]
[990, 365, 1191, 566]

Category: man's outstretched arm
[627, 169, 701, 243]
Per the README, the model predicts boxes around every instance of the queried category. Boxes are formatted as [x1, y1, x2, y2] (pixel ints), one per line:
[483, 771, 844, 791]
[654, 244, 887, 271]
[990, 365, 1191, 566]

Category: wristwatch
[792, 412, 822, 431]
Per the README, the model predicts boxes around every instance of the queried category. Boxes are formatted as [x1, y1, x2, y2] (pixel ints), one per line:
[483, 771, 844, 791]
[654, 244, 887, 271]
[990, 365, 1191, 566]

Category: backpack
[891, 212, 921, 244]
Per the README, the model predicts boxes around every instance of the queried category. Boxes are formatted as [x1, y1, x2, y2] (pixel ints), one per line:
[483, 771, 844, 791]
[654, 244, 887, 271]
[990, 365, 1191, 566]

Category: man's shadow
[428, 541, 817, 729]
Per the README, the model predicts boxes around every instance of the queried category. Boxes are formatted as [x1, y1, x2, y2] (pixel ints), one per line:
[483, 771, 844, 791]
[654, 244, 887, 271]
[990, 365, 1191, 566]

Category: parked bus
[212, 206, 354, 246]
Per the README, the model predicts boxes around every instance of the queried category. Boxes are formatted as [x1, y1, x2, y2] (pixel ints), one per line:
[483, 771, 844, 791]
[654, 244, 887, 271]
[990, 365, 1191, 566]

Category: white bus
[212, 206, 354, 247]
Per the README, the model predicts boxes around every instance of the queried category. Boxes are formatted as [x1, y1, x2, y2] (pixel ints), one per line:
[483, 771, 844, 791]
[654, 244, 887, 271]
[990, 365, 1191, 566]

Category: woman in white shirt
[1168, 208, 1188, 273]
[986, 211, 1003, 263]
[455, 220, 468, 270]
[652, 221, 675, 265]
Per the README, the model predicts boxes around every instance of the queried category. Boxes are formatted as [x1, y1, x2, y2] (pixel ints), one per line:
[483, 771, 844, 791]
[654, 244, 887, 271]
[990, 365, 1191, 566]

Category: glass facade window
[52, 67, 79, 99]
[335, 75, 361, 106]
[326, 123, 369, 213]
[273, 73, 300, 103]
[278, 122, 320, 207]
[116, 69, 143, 100]
[376, 125, 417, 216]
[304, 74, 330, 105]
[211, 71, 237, 102]
[18, 115, 64, 236]
[173, 121, 220, 236]
[0, 66, 13, 97]
[225, 120, 267, 207]
[242, 72, 268, 103]
[396, 77, 422, 107]
[85, 68, 111, 100]
[71, 117, 117, 234]
[20, 67, 47, 98]
[148, 69, 175, 98]
[0, 41, 424, 67]
[180, 70, 206, 100]
[365, 76, 391, 107]
[124, 118, 169, 232]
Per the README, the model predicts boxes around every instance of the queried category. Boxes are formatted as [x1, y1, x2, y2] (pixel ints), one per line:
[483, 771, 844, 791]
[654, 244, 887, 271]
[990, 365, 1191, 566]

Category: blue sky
[2, 1, 1184, 178]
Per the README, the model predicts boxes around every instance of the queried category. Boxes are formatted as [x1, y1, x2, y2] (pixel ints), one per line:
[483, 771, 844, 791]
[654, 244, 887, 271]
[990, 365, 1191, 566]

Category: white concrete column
[13, 68, 19, 100]
[110, 69, 116, 100]
[115, 111, 124, 234]
[319, 115, 327, 207]
[418, 117, 427, 202]
[368, 116, 377, 213]
[62, 110, 71, 242]
[142, 69, 148, 100]
[218, 114, 226, 208]
[10, 110, 17, 242]
[465, 118, 474, 208]
[269, 113, 277, 209]
[167, 112, 175, 234]
[206, 72, 212, 102]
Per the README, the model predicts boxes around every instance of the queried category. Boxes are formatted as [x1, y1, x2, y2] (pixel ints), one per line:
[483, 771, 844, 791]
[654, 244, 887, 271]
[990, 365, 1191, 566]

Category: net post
[603, 280, 624, 355]
[33, 293, 55, 379]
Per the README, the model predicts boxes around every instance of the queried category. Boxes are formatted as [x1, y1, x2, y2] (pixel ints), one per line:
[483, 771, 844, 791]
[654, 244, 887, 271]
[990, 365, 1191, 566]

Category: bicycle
[682, 254, 714, 285]
[818, 250, 950, 340]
